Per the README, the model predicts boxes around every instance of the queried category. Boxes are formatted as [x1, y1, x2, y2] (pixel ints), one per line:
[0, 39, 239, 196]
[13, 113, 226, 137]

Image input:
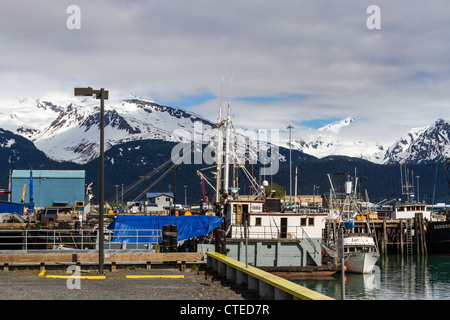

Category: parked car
[37, 207, 73, 224]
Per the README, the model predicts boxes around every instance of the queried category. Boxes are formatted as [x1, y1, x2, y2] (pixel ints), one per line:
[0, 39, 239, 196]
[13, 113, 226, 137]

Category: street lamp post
[287, 125, 294, 205]
[74, 87, 108, 275]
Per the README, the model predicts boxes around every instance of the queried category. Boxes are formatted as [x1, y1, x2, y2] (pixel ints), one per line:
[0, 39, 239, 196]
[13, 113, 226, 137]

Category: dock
[0, 252, 204, 272]
[325, 212, 428, 256]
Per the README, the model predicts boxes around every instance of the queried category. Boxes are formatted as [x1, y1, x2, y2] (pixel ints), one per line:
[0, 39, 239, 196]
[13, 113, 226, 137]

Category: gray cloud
[1, 0, 450, 146]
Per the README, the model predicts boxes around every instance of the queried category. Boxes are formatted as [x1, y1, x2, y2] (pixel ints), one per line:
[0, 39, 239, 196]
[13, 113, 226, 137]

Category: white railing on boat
[230, 225, 319, 241]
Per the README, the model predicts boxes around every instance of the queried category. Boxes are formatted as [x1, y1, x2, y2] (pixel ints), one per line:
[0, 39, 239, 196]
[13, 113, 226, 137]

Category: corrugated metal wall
[11, 170, 85, 208]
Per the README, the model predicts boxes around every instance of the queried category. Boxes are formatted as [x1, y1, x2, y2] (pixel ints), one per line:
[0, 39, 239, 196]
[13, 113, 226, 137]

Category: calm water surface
[294, 255, 450, 300]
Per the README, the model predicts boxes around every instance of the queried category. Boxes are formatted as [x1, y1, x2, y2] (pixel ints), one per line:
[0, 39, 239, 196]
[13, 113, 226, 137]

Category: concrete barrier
[206, 252, 334, 300]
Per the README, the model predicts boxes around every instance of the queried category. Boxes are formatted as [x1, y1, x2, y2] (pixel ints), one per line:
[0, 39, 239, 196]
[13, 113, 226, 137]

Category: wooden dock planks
[1, 252, 204, 271]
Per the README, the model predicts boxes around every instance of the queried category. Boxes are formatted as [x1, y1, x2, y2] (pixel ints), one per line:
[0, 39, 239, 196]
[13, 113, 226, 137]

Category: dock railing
[0, 228, 162, 252]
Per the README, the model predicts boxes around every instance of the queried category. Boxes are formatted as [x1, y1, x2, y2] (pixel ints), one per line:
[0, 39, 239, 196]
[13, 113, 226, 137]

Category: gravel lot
[0, 266, 251, 300]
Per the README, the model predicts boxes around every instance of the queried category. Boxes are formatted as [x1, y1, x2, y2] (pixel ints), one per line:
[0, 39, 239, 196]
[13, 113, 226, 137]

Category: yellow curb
[45, 275, 106, 279]
[126, 275, 185, 279]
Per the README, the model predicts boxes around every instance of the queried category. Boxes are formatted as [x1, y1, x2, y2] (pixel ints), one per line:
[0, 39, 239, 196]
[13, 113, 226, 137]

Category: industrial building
[127, 192, 174, 214]
[11, 170, 85, 209]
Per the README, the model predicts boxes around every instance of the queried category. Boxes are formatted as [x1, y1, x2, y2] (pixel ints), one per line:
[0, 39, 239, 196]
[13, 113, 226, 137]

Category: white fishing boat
[223, 198, 328, 241]
[196, 83, 326, 267]
[323, 175, 380, 274]
[342, 233, 379, 273]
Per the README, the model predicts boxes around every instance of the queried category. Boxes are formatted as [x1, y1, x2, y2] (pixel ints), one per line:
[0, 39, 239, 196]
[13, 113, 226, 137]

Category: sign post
[338, 228, 345, 300]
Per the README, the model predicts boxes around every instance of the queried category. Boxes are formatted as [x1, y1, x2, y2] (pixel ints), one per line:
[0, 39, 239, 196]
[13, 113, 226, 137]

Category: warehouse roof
[11, 170, 85, 179]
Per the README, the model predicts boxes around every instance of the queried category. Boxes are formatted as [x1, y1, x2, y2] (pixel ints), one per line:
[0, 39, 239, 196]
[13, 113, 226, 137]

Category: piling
[400, 220, 404, 255]
[414, 213, 427, 256]
[215, 229, 226, 254]
[382, 219, 387, 256]
[162, 224, 177, 253]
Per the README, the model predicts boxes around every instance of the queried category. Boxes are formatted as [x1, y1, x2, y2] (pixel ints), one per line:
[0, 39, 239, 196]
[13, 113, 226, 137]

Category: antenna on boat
[400, 162, 413, 202]
[215, 41, 225, 213]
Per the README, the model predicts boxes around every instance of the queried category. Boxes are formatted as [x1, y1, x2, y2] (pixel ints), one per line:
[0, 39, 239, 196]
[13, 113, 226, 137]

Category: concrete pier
[206, 251, 334, 300]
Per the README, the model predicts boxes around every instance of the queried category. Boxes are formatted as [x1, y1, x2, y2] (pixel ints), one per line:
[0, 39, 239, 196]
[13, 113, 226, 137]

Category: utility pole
[169, 167, 181, 215]
[139, 176, 152, 214]
[115, 185, 119, 211]
[416, 175, 420, 202]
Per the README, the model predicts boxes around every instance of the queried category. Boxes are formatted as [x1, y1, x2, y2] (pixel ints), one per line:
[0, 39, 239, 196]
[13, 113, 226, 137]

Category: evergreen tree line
[2, 135, 450, 206]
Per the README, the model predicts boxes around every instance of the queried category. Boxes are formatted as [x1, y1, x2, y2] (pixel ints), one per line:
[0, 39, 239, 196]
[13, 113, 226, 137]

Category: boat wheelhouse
[224, 199, 328, 240]
[391, 202, 431, 220]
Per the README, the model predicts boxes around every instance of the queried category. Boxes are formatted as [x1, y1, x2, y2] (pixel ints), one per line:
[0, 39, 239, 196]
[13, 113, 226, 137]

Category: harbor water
[294, 255, 450, 300]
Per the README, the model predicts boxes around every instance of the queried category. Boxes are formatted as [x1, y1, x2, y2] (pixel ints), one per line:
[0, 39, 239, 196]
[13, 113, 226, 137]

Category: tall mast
[223, 80, 232, 198]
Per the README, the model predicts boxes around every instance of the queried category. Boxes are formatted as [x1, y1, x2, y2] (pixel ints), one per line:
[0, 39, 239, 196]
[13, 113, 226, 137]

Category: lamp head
[74, 87, 93, 96]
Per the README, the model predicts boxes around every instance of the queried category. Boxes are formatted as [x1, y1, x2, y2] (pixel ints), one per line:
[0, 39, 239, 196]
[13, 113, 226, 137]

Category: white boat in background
[343, 233, 379, 273]
[391, 202, 431, 220]
[323, 175, 380, 274]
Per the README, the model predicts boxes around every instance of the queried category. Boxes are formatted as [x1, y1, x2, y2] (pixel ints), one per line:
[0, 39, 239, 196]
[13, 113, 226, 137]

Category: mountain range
[289, 117, 450, 165]
[1, 96, 450, 203]
[2, 97, 450, 165]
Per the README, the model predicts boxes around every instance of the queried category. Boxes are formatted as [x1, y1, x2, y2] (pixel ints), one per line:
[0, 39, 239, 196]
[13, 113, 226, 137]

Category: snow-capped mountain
[318, 116, 354, 133]
[1, 96, 450, 166]
[0, 96, 302, 167]
[286, 117, 387, 163]
[382, 119, 450, 164]
[292, 117, 450, 164]
[0, 97, 215, 164]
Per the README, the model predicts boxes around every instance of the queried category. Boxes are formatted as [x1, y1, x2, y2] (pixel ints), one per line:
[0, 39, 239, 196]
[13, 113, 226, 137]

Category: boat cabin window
[345, 246, 375, 253]
[255, 217, 262, 226]
[300, 217, 314, 226]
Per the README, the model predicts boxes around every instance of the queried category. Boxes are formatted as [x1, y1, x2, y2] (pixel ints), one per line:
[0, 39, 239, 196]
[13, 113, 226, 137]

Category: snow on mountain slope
[318, 116, 354, 133]
[2, 96, 450, 165]
[382, 119, 450, 164]
[282, 117, 387, 163]
[0, 97, 215, 164]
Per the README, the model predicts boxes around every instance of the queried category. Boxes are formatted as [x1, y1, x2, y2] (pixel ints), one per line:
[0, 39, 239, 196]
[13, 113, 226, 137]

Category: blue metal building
[11, 170, 85, 209]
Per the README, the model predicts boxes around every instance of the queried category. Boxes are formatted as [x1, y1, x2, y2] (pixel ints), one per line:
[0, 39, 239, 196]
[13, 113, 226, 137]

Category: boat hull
[426, 221, 450, 255]
[345, 252, 380, 274]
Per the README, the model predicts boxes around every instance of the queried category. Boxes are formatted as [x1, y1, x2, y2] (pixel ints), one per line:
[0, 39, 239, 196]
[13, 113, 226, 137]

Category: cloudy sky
[1, 0, 449, 146]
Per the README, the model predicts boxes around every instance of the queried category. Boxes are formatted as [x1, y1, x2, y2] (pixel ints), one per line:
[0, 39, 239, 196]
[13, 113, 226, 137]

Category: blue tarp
[107, 215, 224, 243]
[0, 201, 24, 215]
